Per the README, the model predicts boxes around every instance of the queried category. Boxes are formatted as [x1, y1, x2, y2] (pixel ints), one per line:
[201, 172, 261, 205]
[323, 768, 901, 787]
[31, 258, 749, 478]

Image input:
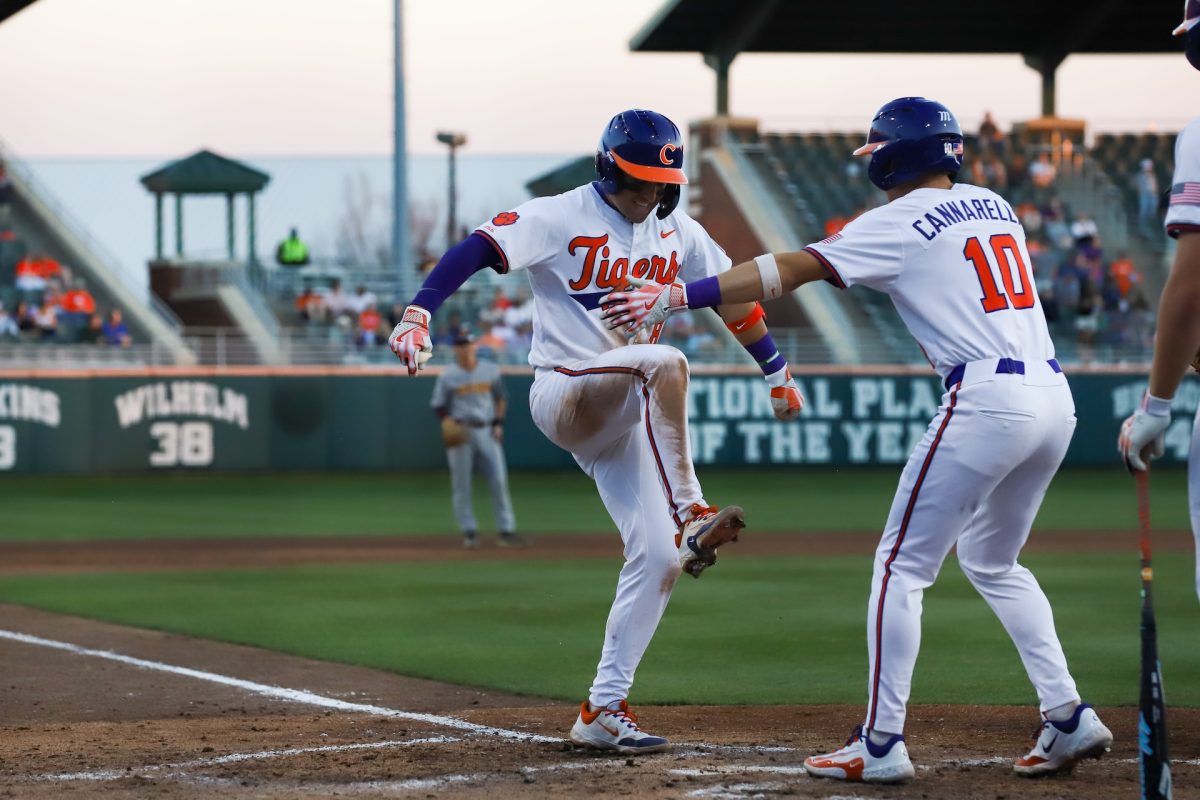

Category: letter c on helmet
[659, 143, 677, 166]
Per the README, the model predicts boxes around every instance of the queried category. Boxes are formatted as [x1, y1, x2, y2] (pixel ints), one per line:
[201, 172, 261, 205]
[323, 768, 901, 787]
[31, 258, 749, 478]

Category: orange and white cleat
[804, 725, 915, 784]
[568, 699, 668, 754]
[676, 503, 745, 578]
[1013, 703, 1113, 777]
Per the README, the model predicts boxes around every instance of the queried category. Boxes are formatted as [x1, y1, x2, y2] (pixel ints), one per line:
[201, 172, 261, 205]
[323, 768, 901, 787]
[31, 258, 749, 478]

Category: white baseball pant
[529, 344, 705, 708]
[864, 359, 1081, 735]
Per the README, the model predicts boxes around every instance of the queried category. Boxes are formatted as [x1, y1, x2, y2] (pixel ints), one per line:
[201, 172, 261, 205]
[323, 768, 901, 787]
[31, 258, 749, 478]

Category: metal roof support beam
[702, 0, 778, 116]
[1024, 0, 1122, 117]
[1023, 51, 1066, 117]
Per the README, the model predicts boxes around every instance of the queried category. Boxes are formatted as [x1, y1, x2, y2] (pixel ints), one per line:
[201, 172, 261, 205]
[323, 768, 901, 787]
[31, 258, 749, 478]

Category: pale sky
[0, 0, 1195, 158]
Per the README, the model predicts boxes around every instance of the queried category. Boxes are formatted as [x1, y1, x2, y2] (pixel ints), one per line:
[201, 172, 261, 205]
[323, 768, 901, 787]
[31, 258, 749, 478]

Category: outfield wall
[0, 367, 1195, 473]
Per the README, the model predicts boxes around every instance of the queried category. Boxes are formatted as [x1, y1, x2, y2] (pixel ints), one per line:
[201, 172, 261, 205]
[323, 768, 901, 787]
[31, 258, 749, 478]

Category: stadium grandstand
[0, 0, 1182, 369]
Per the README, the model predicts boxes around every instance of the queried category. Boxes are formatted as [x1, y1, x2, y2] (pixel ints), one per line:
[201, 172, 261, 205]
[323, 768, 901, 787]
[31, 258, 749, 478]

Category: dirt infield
[1, 531, 1196, 798]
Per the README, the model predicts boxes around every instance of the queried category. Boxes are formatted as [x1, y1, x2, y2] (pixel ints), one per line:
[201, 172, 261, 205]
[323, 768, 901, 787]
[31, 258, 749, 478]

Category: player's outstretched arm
[718, 301, 803, 421]
[600, 250, 831, 331]
[388, 234, 504, 375]
[1118, 232, 1200, 471]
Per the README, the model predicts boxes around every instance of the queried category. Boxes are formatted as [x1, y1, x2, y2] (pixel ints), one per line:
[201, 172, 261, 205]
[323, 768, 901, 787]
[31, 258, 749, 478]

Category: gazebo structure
[140, 149, 270, 264]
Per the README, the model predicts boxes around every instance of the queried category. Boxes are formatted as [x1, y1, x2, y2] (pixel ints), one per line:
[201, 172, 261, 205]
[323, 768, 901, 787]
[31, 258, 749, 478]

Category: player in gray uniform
[1120, 0, 1200, 602]
[431, 329, 520, 548]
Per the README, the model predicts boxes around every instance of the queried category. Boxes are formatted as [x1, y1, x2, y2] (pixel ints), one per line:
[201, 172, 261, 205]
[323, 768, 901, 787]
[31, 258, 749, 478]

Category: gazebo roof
[140, 149, 270, 195]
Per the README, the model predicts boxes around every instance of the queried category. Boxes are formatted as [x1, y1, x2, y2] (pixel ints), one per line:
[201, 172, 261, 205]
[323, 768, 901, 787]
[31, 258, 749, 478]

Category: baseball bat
[1136, 469, 1172, 800]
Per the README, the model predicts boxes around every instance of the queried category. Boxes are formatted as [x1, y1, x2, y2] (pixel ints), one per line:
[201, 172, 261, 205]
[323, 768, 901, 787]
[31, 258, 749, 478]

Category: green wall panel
[0, 370, 1193, 474]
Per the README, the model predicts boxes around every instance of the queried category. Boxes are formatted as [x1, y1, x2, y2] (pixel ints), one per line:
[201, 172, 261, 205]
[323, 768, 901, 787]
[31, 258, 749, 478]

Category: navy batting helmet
[853, 97, 964, 191]
[1174, 0, 1200, 70]
[596, 109, 687, 219]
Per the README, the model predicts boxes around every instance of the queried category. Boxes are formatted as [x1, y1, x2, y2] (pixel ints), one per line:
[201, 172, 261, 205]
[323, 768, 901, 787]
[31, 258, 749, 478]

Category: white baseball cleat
[677, 503, 745, 578]
[804, 725, 915, 784]
[1013, 702, 1113, 776]
[568, 700, 668, 754]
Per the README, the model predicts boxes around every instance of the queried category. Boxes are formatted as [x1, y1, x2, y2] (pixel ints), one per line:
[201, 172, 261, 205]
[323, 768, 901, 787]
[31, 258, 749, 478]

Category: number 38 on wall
[149, 421, 214, 467]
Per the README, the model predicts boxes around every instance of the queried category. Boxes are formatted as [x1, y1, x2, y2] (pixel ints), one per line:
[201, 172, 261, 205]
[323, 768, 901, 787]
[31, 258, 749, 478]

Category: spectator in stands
[356, 303, 383, 348]
[58, 280, 96, 343]
[14, 252, 45, 294]
[101, 308, 132, 347]
[275, 227, 311, 267]
[294, 283, 325, 323]
[0, 228, 22, 284]
[1135, 158, 1160, 239]
[80, 312, 105, 345]
[346, 284, 377, 316]
[1109, 252, 1141, 300]
[977, 111, 1002, 145]
[13, 300, 35, 337]
[0, 302, 18, 340]
[1029, 153, 1057, 189]
[982, 154, 1007, 191]
[33, 299, 57, 341]
[322, 278, 351, 320]
[1042, 197, 1072, 248]
[1070, 212, 1099, 249]
[490, 287, 513, 312]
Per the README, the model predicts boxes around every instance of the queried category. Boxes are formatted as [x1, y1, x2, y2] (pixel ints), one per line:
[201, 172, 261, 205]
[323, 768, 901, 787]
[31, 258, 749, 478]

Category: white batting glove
[388, 305, 433, 376]
[600, 277, 688, 333]
[767, 367, 804, 421]
[1118, 392, 1171, 473]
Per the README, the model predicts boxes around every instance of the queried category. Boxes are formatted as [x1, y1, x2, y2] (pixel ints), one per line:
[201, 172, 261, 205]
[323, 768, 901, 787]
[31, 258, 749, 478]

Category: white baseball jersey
[474, 184, 731, 369]
[805, 183, 1055, 377]
[1166, 116, 1200, 238]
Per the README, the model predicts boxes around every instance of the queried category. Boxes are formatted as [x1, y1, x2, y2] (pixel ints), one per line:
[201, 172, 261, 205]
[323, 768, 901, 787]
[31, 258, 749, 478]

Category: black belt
[459, 420, 491, 428]
[944, 358, 1061, 390]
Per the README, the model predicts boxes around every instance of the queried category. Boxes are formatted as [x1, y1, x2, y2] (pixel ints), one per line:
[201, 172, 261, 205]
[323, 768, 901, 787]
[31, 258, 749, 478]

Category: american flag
[1170, 182, 1200, 206]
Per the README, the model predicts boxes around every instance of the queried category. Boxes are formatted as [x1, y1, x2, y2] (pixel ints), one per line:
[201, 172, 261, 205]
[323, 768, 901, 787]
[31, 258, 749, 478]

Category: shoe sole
[681, 505, 746, 578]
[803, 762, 914, 784]
[568, 729, 668, 755]
[1013, 733, 1113, 777]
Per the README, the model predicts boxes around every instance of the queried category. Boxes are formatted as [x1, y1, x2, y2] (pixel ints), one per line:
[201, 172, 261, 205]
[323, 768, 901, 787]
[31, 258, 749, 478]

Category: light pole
[436, 131, 467, 251]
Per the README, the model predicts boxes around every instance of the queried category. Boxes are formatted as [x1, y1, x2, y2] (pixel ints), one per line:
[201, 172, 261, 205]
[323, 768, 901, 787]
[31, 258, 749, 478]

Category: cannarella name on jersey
[911, 195, 1020, 241]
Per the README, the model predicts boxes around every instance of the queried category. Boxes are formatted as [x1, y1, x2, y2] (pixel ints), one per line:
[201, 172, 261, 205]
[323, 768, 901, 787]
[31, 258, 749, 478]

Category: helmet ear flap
[656, 184, 681, 219]
[1187, 26, 1200, 71]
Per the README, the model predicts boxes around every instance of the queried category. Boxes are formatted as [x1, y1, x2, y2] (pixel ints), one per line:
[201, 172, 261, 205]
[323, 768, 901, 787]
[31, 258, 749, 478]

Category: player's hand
[600, 277, 687, 333]
[1118, 393, 1170, 473]
[492, 423, 504, 443]
[388, 305, 432, 376]
[767, 367, 804, 421]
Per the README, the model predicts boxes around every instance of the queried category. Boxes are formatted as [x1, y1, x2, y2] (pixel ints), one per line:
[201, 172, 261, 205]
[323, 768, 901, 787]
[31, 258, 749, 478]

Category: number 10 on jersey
[963, 234, 1035, 313]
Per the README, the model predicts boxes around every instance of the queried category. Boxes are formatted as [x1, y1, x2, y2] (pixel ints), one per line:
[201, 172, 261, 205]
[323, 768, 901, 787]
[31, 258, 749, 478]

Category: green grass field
[0, 467, 1195, 708]
[1, 553, 1196, 707]
[0, 466, 1191, 540]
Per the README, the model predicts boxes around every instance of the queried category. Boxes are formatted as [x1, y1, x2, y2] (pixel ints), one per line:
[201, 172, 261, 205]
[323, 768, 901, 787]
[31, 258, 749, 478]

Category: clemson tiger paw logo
[491, 211, 519, 226]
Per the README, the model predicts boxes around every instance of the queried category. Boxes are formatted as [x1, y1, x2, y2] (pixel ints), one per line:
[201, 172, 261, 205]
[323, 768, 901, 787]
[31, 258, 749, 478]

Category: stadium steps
[1, 141, 195, 364]
[725, 131, 922, 364]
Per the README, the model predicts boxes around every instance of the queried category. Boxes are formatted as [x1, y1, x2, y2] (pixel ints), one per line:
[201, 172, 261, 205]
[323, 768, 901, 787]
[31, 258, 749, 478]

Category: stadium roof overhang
[631, 0, 1181, 116]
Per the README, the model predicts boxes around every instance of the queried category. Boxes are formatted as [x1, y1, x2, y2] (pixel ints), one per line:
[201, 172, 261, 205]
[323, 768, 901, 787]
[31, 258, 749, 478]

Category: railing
[0, 342, 178, 368]
[0, 136, 184, 335]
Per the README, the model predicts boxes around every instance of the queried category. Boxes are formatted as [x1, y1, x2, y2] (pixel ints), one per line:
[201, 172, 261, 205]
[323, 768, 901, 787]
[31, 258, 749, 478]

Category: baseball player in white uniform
[1120, 0, 1200, 603]
[389, 109, 803, 753]
[604, 97, 1113, 782]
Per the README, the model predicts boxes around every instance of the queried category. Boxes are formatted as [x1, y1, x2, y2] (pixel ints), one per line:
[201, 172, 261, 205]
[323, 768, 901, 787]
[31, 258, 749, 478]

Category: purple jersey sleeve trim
[802, 246, 845, 289]
[410, 233, 503, 314]
[472, 229, 510, 274]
